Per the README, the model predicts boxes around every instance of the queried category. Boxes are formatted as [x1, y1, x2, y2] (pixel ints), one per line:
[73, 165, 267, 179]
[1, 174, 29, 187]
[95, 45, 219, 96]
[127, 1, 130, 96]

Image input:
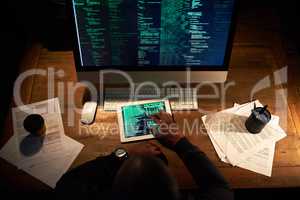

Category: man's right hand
[150, 111, 184, 149]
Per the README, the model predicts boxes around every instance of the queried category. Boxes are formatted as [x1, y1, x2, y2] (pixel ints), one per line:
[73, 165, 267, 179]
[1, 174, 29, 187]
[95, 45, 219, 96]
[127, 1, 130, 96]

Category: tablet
[117, 99, 171, 143]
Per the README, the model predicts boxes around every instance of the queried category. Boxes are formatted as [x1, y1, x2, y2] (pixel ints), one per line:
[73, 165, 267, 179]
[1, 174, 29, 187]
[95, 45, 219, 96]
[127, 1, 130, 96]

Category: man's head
[112, 155, 179, 200]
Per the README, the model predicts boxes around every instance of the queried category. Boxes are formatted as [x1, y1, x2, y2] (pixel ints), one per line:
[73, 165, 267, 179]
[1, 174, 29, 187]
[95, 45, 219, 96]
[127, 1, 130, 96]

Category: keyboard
[103, 87, 198, 111]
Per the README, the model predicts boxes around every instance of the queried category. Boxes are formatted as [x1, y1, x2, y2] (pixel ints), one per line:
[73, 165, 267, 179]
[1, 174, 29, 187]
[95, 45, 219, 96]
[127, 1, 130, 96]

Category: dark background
[1, 0, 300, 132]
[0, 0, 300, 199]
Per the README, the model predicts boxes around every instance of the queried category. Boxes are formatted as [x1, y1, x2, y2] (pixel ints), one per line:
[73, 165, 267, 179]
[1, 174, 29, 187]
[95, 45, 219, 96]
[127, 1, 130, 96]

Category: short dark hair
[112, 156, 179, 200]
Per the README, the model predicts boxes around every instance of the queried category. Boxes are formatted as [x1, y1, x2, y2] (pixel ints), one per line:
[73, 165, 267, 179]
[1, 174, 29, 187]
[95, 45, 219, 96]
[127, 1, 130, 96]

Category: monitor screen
[72, 0, 235, 69]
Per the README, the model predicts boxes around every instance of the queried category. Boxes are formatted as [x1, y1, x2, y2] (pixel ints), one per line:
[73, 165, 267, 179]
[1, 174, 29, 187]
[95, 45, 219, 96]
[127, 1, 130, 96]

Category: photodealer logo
[12, 66, 288, 136]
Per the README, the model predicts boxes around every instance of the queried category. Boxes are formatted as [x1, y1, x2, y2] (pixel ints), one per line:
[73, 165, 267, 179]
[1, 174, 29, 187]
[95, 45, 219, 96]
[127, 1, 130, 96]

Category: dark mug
[245, 104, 271, 134]
[23, 114, 46, 137]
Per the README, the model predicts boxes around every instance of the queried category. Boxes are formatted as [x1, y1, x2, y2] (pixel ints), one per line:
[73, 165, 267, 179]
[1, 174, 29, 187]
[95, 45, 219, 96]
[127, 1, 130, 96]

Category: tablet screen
[121, 101, 166, 138]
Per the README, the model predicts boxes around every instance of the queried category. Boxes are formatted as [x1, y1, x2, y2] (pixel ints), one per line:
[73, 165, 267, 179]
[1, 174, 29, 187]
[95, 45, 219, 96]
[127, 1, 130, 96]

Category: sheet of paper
[203, 111, 278, 170]
[209, 134, 230, 163]
[232, 103, 277, 176]
[12, 98, 66, 169]
[202, 101, 286, 176]
[0, 135, 84, 188]
[202, 102, 257, 163]
[204, 101, 286, 166]
[202, 114, 229, 163]
[0, 135, 19, 164]
[1, 98, 84, 188]
[22, 136, 84, 188]
[225, 102, 285, 165]
[236, 141, 275, 176]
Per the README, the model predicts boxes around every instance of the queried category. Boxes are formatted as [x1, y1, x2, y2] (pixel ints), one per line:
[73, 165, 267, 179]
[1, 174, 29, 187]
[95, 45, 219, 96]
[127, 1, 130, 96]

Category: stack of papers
[202, 100, 286, 176]
[0, 98, 84, 188]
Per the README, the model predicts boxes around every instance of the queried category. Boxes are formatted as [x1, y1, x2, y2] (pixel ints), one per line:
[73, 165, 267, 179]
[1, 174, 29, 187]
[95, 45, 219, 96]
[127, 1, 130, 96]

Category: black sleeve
[55, 154, 123, 199]
[174, 138, 234, 200]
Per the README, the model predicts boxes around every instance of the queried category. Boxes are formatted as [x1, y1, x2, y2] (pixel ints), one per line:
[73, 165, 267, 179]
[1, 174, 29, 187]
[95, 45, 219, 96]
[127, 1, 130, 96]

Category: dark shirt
[55, 138, 234, 200]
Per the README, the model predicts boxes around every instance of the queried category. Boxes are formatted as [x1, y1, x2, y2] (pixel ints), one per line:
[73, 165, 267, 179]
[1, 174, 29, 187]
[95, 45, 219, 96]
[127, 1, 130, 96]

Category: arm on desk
[175, 138, 233, 200]
[151, 112, 233, 200]
[151, 111, 233, 200]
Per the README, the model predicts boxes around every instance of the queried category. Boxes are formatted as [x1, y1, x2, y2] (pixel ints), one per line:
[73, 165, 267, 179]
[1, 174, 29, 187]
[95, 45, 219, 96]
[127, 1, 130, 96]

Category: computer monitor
[71, 0, 236, 85]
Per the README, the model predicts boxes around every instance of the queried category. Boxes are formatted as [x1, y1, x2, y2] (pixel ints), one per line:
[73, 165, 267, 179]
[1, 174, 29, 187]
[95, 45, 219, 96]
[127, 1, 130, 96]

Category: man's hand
[150, 111, 184, 149]
[127, 141, 162, 156]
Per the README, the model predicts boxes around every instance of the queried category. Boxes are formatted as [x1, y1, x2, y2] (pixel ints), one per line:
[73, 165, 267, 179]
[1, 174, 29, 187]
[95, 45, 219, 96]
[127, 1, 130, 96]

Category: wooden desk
[1, 4, 300, 191]
[1, 43, 300, 191]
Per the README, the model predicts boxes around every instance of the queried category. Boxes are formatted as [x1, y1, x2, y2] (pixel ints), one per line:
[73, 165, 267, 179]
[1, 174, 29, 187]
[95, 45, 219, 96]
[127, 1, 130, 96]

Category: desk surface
[1, 6, 300, 191]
